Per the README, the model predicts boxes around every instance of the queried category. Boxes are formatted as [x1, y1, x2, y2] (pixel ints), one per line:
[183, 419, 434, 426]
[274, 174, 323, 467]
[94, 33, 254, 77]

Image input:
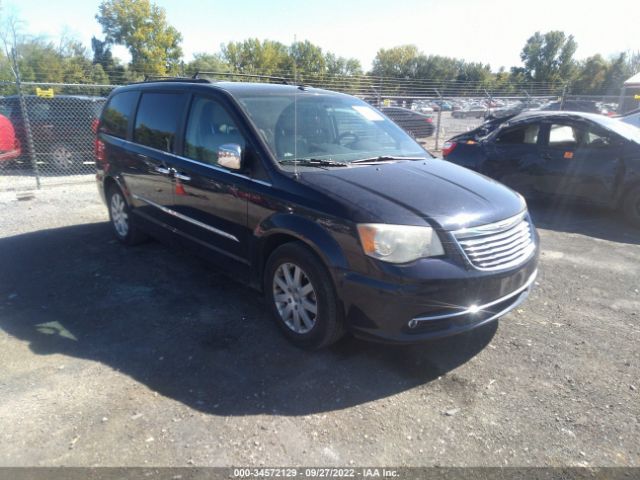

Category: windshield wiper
[351, 156, 428, 164]
[279, 158, 350, 168]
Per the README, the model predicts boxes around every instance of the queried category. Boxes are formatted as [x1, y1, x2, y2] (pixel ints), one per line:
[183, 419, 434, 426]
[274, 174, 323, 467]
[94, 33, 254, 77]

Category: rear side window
[548, 124, 578, 148]
[27, 102, 52, 121]
[101, 91, 138, 138]
[583, 129, 612, 148]
[496, 124, 539, 145]
[134, 92, 186, 152]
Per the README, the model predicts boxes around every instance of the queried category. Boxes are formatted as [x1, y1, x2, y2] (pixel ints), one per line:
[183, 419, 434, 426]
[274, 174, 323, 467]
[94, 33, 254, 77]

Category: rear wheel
[50, 143, 80, 171]
[264, 242, 344, 349]
[622, 186, 640, 228]
[107, 185, 149, 245]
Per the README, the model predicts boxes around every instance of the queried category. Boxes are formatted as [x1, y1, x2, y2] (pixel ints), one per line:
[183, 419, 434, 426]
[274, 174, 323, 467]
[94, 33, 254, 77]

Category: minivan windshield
[234, 92, 430, 166]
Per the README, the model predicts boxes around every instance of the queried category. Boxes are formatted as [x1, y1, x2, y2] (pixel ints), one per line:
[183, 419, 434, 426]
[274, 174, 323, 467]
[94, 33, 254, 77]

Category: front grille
[453, 212, 535, 271]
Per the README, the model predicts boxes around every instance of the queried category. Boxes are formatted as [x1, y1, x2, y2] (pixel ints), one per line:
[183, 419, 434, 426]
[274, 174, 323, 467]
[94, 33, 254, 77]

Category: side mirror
[217, 143, 243, 170]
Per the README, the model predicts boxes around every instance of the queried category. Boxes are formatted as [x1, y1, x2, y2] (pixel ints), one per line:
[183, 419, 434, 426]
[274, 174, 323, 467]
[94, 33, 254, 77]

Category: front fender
[254, 212, 351, 279]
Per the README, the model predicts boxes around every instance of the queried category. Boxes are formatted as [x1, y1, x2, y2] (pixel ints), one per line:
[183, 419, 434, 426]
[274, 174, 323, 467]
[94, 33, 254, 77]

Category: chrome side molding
[132, 194, 239, 243]
[408, 269, 538, 328]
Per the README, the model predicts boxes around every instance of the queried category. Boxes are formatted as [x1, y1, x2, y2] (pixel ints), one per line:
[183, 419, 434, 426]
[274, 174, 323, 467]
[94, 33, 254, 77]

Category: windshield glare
[235, 93, 429, 165]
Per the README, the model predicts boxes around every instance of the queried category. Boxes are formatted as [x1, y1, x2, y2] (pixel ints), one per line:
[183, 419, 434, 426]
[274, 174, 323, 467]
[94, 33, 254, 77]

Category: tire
[107, 185, 149, 245]
[264, 242, 345, 349]
[50, 143, 80, 171]
[622, 185, 640, 228]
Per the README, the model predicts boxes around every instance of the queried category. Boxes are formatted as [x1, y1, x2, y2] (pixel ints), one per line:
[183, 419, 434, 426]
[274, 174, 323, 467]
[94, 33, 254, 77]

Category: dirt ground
[0, 183, 638, 467]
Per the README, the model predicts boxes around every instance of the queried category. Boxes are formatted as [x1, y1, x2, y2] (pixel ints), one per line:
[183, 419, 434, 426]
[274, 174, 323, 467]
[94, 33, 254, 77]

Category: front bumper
[338, 251, 539, 343]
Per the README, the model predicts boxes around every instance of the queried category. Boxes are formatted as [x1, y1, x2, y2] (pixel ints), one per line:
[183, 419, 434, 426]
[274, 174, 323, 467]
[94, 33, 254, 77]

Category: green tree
[325, 53, 362, 76]
[455, 62, 493, 95]
[570, 51, 638, 95]
[91, 36, 125, 83]
[625, 51, 640, 76]
[287, 40, 326, 77]
[96, 0, 183, 77]
[572, 54, 609, 94]
[221, 38, 289, 75]
[493, 67, 515, 95]
[90, 63, 110, 84]
[520, 31, 577, 84]
[414, 55, 459, 81]
[17, 39, 65, 83]
[184, 52, 229, 77]
[58, 38, 95, 84]
[602, 53, 632, 95]
[371, 45, 420, 77]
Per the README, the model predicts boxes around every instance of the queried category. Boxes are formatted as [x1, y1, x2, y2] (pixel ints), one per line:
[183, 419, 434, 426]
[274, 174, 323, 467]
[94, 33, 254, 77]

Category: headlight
[357, 224, 444, 264]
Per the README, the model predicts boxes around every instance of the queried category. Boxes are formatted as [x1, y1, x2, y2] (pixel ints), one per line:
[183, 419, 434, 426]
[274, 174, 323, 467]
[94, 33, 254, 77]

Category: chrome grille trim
[453, 211, 535, 271]
[409, 269, 538, 325]
[463, 228, 530, 253]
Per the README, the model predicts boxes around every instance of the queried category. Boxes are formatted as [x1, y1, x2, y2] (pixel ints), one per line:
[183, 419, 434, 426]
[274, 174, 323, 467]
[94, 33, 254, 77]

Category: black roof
[115, 80, 351, 99]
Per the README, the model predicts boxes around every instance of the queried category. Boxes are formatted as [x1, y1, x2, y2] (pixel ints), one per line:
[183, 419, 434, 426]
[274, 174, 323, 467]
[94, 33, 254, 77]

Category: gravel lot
[0, 182, 639, 467]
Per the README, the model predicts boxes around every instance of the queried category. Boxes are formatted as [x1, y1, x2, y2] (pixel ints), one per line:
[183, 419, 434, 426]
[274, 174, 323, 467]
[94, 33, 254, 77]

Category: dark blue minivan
[96, 79, 539, 349]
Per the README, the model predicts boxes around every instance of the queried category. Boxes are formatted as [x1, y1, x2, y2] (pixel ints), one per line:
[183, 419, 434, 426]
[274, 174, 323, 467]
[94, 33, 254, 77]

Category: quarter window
[101, 91, 138, 139]
[583, 129, 611, 148]
[134, 92, 186, 152]
[184, 96, 246, 166]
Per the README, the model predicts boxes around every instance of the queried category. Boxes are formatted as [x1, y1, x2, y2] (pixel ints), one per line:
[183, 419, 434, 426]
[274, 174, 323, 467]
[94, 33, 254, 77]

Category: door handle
[154, 166, 172, 175]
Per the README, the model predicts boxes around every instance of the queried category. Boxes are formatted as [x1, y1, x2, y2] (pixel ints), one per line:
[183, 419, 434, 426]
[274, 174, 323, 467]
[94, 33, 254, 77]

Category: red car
[0, 113, 21, 165]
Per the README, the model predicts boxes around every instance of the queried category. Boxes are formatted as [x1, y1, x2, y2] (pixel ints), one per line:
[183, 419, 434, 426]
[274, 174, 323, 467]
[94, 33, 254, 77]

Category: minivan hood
[299, 159, 526, 231]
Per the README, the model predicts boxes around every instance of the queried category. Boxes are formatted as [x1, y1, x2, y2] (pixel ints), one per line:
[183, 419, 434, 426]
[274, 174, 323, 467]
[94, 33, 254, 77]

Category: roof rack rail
[192, 71, 290, 85]
[141, 75, 211, 84]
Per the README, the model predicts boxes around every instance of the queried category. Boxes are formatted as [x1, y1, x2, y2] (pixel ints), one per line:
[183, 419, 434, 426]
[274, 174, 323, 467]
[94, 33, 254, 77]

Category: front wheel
[264, 242, 345, 349]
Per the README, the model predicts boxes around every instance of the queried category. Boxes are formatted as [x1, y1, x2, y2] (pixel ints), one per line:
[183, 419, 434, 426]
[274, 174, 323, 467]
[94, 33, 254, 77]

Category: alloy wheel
[52, 145, 74, 169]
[110, 192, 129, 238]
[272, 262, 318, 334]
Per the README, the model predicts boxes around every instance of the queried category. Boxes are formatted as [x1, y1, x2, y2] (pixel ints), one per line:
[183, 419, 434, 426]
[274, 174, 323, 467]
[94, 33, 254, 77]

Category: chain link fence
[0, 81, 115, 192]
[0, 74, 572, 193]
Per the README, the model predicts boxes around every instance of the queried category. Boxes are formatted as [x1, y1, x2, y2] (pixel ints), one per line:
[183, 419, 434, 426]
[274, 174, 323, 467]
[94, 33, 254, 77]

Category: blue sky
[4, 0, 638, 71]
